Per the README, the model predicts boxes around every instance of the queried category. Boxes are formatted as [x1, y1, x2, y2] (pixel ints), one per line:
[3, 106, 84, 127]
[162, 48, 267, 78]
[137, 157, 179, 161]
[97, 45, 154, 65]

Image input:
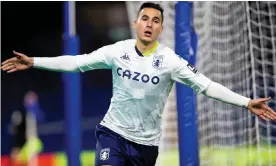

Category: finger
[1, 57, 16, 65]
[259, 115, 269, 121]
[7, 68, 17, 73]
[1, 62, 13, 69]
[13, 50, 25, 57]
[263, 112, 274, 120]
[266, 110, 276, 120]
[265, 111, 276, 120]
[262, 104, 276, 118]
[258, 97, 271, 103]
[1, 64, 15, 71]
[269, 108, 276, 118]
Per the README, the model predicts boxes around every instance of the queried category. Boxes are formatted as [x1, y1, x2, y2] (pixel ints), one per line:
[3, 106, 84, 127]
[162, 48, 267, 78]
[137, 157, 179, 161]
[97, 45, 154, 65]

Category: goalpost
[126, 1, 276, 166]
[126, 2, 198, 166]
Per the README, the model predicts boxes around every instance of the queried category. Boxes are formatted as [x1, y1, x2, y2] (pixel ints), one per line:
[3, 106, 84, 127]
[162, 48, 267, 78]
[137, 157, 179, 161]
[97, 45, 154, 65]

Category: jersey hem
[100, 120, 160, 146]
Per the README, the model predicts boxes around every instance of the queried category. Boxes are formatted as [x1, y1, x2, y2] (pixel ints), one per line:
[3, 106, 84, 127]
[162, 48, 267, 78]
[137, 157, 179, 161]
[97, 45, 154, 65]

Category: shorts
[94, 124, 159, 166]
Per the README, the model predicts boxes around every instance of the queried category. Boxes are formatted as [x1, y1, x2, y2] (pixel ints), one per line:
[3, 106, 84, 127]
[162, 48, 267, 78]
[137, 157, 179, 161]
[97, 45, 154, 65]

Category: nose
[147, 21, 152, 28]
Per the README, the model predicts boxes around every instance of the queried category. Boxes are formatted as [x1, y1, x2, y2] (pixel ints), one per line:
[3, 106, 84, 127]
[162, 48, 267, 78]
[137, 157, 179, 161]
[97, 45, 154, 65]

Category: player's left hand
[248, 97, 276, 121]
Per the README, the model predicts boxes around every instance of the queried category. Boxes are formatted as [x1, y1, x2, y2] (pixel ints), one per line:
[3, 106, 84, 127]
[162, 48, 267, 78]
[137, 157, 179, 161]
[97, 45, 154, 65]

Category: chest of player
[112, 53, 171, 86]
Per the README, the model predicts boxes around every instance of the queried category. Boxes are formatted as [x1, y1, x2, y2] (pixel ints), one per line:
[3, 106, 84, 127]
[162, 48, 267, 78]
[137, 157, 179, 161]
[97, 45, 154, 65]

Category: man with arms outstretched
[2, 2, 276, 166]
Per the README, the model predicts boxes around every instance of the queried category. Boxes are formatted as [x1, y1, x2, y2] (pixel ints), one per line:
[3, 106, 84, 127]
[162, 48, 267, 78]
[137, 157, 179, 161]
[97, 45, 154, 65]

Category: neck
[136, 39, 157, 54]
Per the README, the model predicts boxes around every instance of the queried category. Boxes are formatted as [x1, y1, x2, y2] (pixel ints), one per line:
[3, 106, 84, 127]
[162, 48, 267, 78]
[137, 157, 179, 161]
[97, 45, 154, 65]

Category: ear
[160, 25, 164, 34]
[133, 20, 138, 29]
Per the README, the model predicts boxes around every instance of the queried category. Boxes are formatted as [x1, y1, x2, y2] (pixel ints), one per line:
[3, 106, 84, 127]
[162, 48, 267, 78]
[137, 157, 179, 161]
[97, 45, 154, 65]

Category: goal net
[125, 1, 276, 166]
[194, 1, 276, 165]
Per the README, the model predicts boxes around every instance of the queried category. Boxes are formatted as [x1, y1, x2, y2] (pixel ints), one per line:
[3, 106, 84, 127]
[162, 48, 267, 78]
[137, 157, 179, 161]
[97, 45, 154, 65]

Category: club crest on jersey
[152, 55, 163, 69]
[100, 148, 110, 161]
[120, 54, 130, 61]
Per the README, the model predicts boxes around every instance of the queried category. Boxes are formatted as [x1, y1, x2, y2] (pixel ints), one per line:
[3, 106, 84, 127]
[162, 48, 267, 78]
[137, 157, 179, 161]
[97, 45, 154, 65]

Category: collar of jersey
[135, 41, 159, 57]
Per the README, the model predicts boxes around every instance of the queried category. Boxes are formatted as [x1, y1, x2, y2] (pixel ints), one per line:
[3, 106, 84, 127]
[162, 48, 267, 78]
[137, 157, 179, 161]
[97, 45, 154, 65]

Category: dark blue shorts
[94, 124, 159, 166]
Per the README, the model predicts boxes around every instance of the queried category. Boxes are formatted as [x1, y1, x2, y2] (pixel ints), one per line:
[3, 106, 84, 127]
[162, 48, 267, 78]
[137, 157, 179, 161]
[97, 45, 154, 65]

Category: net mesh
[125, 1, 276, 165]
[194, 1, 276, 165]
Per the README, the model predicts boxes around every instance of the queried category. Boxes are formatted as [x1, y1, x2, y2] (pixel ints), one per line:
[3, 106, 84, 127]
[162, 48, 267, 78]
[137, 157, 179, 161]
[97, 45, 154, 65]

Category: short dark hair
[137, 2, 164, 23]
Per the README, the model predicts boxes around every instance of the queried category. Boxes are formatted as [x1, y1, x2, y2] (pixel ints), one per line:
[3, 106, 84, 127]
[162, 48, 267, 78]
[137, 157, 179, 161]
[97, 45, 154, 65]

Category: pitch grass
[54, 146, 276, 166]
[158, 146, 276, 166]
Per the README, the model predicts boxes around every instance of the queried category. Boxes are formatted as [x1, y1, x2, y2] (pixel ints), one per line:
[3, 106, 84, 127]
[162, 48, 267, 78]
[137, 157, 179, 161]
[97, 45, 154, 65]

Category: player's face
[134, 8, 163, 44]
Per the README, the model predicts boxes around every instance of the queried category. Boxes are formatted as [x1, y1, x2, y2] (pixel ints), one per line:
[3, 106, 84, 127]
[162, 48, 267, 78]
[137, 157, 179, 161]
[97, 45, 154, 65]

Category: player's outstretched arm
[169, 52, 276, 121]
[203, 81, 276, 121]
[1, 51, 33, 73]
[1, 50, 82, 73]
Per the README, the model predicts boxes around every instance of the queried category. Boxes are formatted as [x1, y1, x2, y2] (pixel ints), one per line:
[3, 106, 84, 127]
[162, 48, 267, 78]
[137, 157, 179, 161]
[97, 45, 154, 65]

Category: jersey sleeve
[170, 53, 212, 94]
[76, 42, 120, 72]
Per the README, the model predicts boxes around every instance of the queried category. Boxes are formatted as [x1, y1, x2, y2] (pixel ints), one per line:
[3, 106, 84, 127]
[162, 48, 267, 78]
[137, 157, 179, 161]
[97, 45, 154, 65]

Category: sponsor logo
[117, 67, 160, 85]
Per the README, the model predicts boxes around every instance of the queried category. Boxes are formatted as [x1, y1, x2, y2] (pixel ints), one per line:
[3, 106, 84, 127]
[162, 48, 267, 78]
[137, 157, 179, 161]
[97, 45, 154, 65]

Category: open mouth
[144, 31, 152, 37]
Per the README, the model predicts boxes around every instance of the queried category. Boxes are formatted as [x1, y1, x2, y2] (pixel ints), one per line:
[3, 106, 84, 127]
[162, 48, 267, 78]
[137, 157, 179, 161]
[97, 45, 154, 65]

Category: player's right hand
[1, 51, 34, 73]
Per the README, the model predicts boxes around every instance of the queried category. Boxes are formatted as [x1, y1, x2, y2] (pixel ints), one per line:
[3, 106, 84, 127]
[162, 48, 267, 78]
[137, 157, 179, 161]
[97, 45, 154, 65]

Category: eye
[142, 17, 147, 21]
[153, 20, 160, 24]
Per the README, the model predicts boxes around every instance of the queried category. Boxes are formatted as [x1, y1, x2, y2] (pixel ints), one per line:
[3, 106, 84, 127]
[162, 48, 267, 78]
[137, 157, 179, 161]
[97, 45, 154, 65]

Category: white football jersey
[76, 39, 211, 146]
